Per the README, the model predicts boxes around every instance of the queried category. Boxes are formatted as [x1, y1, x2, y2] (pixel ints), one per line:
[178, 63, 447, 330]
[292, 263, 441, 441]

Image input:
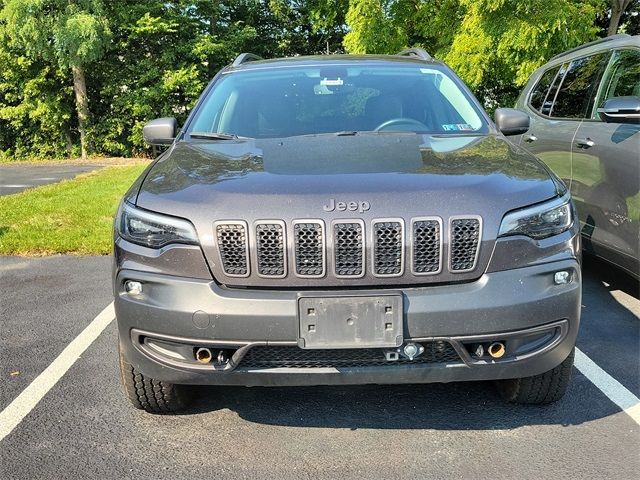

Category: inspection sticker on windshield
[442, 123, 474, 131]
[320, 77, 344, 86]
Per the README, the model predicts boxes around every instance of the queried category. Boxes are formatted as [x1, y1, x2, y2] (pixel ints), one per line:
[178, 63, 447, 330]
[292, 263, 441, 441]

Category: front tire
[119, 344, 193, 413]
[497, 348, 574, 404]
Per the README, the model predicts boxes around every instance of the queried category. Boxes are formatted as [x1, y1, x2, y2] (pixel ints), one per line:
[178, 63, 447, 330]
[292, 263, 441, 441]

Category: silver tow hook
[385, 342, 424, 361]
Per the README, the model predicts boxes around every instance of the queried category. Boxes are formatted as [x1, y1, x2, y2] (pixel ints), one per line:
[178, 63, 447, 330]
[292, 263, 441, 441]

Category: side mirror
[494, 108, 530, 136]
[597, 96, 640, 124]
[143, 117, 177, 146]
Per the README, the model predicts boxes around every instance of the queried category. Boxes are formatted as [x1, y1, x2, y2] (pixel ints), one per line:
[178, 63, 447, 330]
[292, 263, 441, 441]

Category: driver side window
[591, 49, 640, 119]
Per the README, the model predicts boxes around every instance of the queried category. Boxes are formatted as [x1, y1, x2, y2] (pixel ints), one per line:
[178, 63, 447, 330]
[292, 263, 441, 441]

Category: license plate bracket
[298, 295, 403, 349]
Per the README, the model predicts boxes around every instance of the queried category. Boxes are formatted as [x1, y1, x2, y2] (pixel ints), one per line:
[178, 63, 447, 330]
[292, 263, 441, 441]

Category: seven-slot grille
[214, 217, 482, 279]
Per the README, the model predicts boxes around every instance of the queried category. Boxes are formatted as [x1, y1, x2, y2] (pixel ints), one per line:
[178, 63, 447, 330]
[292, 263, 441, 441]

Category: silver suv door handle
[524, 134, 537, 143]
[575, 138, 595, 149]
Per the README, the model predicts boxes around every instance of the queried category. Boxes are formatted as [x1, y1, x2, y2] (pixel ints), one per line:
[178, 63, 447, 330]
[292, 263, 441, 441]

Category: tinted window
[598, 49, 640, 104]
[529, 66, 560, 113]
[551, 53, 608, 118]
[188, 65, 488, 138]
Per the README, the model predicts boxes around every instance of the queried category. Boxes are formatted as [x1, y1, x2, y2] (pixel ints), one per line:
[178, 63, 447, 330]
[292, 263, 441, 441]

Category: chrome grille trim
[449, 216, 482, 273]
[214, 220, 250, 277]
[332, 219, 366, 278]
[254, 220, 287, 278]
[411, 217, 443, 275]
[371, 218, 405, 277]
[292, 219, 326, 278]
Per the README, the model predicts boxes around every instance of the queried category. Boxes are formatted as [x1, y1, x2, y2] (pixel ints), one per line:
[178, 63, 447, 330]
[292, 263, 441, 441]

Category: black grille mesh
[373, 221, 403, 275]
[450, 218, 480, 271]
[334, 222, 364, 277]
[413, 220, 441, 274]
[216, 224, 248, 276]
[256, 223, 285, 276]
[294, 222, 324, 276]
[238, 341, 461, 369]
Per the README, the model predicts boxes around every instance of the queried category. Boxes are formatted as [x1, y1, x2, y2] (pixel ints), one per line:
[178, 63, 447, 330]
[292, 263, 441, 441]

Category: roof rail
[231, 53, 263, 67]
[397, 47, 432, 62]
[550, 34, 630, 61]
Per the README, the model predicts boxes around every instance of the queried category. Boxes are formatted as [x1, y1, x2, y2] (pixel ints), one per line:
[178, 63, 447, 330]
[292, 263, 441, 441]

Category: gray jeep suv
[515, 34, 639, 279]
[114, 49, 581, 413]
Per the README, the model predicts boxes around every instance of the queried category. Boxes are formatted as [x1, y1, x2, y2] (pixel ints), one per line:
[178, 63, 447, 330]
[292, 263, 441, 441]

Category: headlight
[117, 202, 198, 248]
[498, 194, 573, 240]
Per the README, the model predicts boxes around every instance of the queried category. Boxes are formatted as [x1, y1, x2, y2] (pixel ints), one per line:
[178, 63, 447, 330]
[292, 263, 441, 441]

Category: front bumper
[115, 259, 581, 387]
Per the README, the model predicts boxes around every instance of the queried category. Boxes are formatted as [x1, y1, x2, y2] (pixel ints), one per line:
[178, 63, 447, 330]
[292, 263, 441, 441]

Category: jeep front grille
[293, 221, 325, 277]
[238, 341, 461, 369]
[213, 216, 483, 282]
[215, 222, 249, 277]
[256, 222, 286, 277]
[450, 217, 481, 272]
[333, 221, 364, 277]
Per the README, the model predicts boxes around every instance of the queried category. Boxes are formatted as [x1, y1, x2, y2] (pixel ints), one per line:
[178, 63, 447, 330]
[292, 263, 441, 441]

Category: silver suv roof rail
[397, 48, 432, 62]
[549, 34, 630, 61]
[232, 53, 263, 67]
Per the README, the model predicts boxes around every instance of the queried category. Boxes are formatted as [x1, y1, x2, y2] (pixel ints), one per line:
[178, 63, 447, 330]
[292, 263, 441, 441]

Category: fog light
[125, 280, 143, 295]
[554, 271, 571, 285]
[402, 342, 423, 360]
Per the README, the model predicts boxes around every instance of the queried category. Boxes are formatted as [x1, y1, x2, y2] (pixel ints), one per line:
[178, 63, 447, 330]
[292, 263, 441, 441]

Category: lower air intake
[238, 341, 461, 369]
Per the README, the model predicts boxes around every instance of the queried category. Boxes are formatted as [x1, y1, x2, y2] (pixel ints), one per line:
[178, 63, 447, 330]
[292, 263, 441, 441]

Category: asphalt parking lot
[0, 164, 100, 195]
[1, 255, 638, 479]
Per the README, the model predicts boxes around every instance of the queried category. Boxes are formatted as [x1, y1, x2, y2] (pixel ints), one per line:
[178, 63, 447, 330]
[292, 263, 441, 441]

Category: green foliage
[0, 0, 625, 159]
[444, 0, 604, 97]
[0, 165, 147, 255]
[344, 0, 406, 53]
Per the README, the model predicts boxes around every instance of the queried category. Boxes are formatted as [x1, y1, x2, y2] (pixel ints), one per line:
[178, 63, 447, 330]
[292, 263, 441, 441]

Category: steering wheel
[374, 117, 429, 132]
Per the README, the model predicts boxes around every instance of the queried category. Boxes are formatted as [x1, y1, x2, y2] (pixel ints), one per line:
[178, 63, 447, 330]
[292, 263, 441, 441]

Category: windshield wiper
[189, 131, 245, 140]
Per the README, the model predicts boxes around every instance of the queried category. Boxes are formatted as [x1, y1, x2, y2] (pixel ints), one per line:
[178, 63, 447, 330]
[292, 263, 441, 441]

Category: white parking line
[0, 302, 114, 443]
[575, 347, 640, 425]
[1, 184, 30, 188]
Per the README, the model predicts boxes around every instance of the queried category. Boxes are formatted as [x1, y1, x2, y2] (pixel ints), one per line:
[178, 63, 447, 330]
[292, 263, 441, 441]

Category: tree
[1, 0, 111, 159]
[607, 0, 633, 35]
[444, 0, 605, 108]
[343, 0, 406, 53]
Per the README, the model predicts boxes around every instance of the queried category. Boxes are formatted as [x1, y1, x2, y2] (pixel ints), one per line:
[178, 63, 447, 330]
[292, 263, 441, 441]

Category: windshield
[187, 63, 489, 138]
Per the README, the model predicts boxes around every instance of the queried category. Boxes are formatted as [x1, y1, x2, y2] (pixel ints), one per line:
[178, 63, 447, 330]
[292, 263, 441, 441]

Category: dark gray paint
[133, 134, 563, 288]
[114, 53, 582, 389]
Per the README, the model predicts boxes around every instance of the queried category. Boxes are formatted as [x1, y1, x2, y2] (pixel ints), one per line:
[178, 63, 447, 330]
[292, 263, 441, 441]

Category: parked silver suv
[515, 34, 639, 279]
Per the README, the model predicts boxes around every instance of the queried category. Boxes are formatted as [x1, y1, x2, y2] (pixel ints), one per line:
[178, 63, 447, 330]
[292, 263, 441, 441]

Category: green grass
[0, 165, 147, 255]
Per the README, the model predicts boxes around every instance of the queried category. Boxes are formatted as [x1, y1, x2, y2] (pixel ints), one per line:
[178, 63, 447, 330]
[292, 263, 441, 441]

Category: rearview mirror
[143, 117, 177, 146]
[597, 96, 640, 124]
[494, 108, 530, 136]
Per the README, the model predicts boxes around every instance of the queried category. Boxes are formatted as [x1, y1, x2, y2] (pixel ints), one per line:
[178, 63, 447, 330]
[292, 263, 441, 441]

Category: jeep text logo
[323, 198, 371, 213]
